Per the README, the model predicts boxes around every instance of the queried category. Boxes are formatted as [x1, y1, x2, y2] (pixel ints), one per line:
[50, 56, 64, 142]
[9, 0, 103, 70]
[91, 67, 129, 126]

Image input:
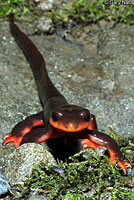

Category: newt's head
[49, 105, 91, 132]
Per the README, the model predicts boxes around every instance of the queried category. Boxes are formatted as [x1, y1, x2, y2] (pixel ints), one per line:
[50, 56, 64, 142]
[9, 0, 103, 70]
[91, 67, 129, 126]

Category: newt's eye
[83, 113, 90, 122]
[52, 112, 59, 122]
[80, 110, 90, 122]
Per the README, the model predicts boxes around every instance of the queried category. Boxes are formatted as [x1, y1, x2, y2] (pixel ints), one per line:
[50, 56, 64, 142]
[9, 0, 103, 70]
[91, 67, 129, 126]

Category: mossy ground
[0, 0, 134, 34]
[20, 130, 134, 200]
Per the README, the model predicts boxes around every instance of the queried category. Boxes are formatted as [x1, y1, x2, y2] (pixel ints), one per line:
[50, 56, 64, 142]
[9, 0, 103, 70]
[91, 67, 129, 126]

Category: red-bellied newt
[3, 14, 131, 174]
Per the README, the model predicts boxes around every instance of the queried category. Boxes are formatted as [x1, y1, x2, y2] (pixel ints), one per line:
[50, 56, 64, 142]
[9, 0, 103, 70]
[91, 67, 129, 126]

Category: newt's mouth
[49, 117, 89, 132]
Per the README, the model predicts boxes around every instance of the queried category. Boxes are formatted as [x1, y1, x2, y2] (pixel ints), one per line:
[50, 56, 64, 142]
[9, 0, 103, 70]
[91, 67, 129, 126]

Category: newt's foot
[2, 133, 22, 149]
[110, 160, 132, 174]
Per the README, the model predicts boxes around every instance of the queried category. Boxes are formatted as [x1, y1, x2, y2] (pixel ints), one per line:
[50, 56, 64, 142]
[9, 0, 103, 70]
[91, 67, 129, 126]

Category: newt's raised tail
[9, 14, 67, 109]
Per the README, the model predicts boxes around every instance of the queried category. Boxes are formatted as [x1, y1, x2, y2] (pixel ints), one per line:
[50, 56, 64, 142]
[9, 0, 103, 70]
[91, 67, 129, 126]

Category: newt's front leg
[82, 130, 131, 174]
[2, 112, 44, 148]
[20, 126, 64, 145]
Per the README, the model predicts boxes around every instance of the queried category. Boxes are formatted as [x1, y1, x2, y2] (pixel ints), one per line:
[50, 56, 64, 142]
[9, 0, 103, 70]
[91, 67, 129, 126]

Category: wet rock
[4, 143, 55, 197]
[36, 0, 54, 11]
[95, 147, 107, 157]
[34, 0, 64, 11]
[0, 171, 9, 196]
[96, 23, 134, 135]
[37, 16, 54, 33]
[0, 20, 134, 139]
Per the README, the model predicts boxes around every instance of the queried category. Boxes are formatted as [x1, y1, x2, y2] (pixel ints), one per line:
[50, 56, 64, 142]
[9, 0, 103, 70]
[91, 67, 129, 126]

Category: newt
[3, 14, 131, 174]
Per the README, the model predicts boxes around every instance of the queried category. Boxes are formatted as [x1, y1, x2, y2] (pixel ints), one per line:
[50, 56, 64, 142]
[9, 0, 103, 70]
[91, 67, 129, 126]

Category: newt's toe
[118, 161, 132, 174]
[110, 160, 132, 174]
[3, 133, 12, 140]
[2, 134, 22, 149]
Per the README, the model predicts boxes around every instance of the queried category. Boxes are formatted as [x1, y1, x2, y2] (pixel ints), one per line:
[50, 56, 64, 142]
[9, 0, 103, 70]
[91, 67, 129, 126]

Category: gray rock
[4, 143, 55, 197]
[28, 194, 47, 200]
[37, 16, 53, 32]
[37, 0, 54, 11]
[0, 171, 9, 196]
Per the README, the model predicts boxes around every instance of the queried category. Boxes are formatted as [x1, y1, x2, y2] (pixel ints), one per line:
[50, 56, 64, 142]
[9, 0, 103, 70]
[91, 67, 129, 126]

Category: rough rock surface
[0, 171, 9, 196]
[4, 143, 55, 197]
[0, 18, 134, 199]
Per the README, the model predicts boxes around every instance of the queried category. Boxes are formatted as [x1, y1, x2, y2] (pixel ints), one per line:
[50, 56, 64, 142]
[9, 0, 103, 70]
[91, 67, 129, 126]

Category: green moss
[0, 0, 134, 27]
[23, 138, 134, 199]
[49, 0, 134, 25]
[0, 0, 29, 17]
